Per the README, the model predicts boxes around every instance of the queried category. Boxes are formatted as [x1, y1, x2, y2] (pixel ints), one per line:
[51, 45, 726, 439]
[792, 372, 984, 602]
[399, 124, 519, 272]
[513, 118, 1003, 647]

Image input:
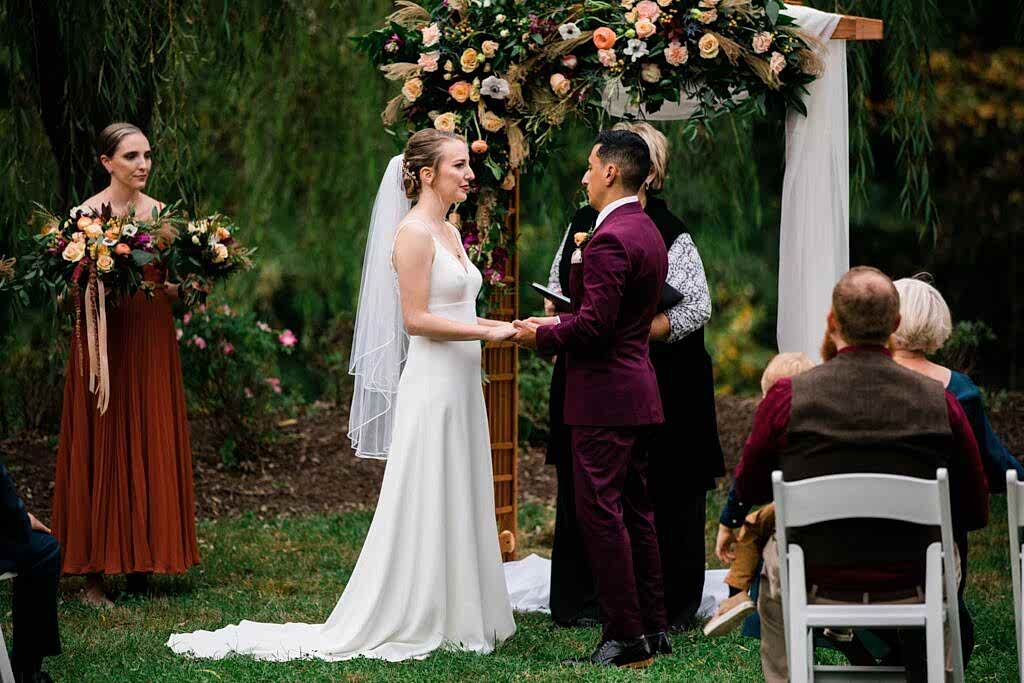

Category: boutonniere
[570, 228, 595, 264]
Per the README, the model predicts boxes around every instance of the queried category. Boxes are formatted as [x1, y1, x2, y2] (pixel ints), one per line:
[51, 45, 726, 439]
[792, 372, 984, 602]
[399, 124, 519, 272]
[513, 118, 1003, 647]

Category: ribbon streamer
[84, 276, 111, 415]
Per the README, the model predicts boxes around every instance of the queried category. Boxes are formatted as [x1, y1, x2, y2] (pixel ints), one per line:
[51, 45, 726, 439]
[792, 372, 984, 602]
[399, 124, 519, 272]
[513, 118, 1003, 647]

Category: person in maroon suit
[514, 130, 669, 669]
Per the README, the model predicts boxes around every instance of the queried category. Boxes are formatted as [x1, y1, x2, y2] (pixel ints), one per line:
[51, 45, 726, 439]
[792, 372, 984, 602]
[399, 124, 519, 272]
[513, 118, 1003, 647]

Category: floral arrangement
[357, 0, 820, 289]
[24, 203, 169, 303]
[176, 302, 297, 464]
[168, 214, 255, 309]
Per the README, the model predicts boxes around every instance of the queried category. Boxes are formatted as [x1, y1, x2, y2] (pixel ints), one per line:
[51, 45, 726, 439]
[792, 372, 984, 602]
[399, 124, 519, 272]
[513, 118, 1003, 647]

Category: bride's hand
[485, 323, 517, 342]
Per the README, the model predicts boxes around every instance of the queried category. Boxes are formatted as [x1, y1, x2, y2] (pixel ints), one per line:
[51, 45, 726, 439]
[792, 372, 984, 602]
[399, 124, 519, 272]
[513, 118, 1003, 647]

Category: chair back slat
[772, 471, 943, 528]
[1007, 470, 1023, 680]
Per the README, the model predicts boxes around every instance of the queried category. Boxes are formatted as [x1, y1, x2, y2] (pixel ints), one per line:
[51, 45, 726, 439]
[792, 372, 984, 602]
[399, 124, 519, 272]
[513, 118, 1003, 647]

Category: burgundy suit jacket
[536, 202, 668, 426]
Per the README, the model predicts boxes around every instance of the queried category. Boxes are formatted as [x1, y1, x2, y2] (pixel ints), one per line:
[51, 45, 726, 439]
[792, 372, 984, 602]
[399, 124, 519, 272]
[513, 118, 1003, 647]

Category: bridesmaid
[52, 122, 200, 607]
[544, 122, 724, 629]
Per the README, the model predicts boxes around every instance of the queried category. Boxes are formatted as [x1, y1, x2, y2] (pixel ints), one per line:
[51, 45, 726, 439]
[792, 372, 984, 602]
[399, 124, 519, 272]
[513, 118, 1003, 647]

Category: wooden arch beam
[785, 1, 884, 40]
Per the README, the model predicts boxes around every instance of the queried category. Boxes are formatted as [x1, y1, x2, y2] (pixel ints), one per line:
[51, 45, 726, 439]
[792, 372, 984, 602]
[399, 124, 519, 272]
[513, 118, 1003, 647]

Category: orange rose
[448, 80, 472, 103]
[471, 139, 489, 154]
[593, 27, 617, 50]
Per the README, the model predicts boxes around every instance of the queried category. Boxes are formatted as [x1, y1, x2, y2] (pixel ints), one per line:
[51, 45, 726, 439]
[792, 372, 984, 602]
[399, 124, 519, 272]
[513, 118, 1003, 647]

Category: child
[703, 352, 815, 637]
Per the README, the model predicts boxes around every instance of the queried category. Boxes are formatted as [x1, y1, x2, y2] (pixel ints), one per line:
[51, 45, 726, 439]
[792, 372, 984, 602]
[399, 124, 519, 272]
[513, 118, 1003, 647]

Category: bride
[167, 129, 517, 661]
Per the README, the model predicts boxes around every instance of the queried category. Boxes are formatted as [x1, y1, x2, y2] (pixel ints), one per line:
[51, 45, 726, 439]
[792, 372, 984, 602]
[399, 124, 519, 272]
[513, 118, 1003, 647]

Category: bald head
[830, 266, 901, 346]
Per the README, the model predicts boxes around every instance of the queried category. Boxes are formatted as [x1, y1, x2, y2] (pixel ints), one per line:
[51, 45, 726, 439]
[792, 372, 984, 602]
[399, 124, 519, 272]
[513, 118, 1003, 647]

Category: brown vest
[783, 349, 952, 575]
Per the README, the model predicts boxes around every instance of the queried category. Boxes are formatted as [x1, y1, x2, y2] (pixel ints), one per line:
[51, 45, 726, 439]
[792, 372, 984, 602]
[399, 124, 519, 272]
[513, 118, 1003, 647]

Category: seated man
[0, 462, 61, 683]
[716, 266, 989, 682]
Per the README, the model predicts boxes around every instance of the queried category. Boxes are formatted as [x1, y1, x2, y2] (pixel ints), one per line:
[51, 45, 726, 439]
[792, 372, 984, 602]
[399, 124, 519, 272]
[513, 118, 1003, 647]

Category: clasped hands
[488, 316, 559, 347]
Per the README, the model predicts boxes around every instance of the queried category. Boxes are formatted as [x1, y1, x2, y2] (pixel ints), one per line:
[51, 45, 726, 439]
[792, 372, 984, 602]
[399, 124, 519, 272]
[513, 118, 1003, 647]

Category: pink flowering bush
[176, 301, 297, 464]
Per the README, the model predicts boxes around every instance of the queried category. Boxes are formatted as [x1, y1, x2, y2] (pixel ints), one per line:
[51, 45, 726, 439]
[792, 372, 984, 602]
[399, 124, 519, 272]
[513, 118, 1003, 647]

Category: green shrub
[176, 302, 297, 465]
[517, 352, 554, 446]
[936, 320, 996, 375]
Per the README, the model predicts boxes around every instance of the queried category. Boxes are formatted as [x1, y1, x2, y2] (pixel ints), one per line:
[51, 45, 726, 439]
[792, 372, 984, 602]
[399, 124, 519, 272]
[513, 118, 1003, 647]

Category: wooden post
[483, 171, 520, 561]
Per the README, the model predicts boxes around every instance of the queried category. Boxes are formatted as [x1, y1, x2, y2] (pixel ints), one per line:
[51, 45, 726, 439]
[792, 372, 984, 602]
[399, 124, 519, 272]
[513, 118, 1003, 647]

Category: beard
[820, 324, 838, 361]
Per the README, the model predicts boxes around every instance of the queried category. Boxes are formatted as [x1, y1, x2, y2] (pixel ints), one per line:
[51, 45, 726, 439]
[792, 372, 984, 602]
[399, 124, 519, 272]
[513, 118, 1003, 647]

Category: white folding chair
[0, 571, 17, 683]
[1007, 470, 1024, 682]
[772, 468, 964, 682]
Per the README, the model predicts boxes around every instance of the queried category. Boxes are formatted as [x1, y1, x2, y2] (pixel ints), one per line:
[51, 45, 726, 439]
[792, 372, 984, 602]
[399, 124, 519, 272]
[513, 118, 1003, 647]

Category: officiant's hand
[512, 320, 539, 349]
[649, 313, 670, 342]
[715, 524, 737, 564]
[544, 299, 556, 316]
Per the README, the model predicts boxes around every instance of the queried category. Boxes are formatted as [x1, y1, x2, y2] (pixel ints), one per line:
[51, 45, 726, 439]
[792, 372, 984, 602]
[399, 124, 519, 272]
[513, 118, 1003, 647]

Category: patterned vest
[783, 349, 953, 575]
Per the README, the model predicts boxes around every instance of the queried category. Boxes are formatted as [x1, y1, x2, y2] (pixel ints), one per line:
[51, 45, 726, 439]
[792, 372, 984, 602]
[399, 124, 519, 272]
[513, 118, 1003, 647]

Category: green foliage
[936, 320, 997, 376]
[517, 353, 554, 446]
[176, 303, 297, 464]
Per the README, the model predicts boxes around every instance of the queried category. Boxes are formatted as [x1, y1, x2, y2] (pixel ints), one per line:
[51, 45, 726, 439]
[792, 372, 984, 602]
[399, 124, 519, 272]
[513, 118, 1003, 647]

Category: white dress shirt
[594, 195, 639, 231]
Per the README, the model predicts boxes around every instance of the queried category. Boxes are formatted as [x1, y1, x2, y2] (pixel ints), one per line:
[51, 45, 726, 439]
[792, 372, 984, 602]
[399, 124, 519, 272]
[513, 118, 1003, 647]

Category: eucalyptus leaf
[131, 250, 156, 267]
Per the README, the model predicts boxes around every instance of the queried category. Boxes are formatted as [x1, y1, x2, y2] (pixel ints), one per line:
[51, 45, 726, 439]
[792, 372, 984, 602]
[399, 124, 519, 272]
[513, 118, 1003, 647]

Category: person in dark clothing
[0, 463, 61, 683]
[543, 122, 724, 630]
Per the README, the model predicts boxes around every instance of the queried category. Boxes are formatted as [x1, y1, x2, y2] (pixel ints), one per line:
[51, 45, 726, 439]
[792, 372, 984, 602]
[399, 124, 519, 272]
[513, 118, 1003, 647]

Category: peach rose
[417, 51, 440, 72]
[500, 174, 516, 191]
[698, 9, 717, 24]
[421, 23, 440, 47]
[481, 110, 505, 132]
[96, 254, 114, 273]
[471, 139, 488, 154]
[698, 0, 718, 6]
[460, 48, 479, 72]
[448, 80, 472, 103]
[104, 228, 120, 240]
[641, 62, 661, 83]
[770, 51, 786, 75]
[549, 73, 571, 97]
[83, 222, 103, 238]
[664, 40, 688, 66]
[402, 77, 423, 102]
[72, 231, 86, 243]
[76, 216, 92, 230]
[212, 243, 229, 264]
[481, 40, 499, 58]
[216, 227, 231, 241]
[598, 48, 617, 67]
[635, 1, 661, 19]
[624, 9, 638, 23]
[62, 241, 85, 262]
[752, 31, 773, 54]
[635, 18, 656, 39]
[698, 33, 719, 59]
[434, 112, 458, 132]
[656, 0, 672, 5]
[593, 27, 617, 50]
[115, 243, 131, 255]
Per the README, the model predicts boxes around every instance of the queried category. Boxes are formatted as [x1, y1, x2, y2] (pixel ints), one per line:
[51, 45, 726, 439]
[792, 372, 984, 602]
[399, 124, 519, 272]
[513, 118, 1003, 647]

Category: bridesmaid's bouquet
[167, 214, 255, 309]
[23, 203, 170, 305]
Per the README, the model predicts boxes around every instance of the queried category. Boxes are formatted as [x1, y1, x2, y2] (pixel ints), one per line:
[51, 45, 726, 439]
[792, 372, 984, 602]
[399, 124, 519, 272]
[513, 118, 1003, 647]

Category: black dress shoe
[646, 631, 672, 655]
[562, 636, 653, 668]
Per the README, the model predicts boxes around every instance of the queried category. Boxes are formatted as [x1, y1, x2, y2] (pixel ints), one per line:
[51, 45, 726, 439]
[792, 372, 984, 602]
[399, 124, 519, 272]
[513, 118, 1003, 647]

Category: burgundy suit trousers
[571, 425, 667, 640]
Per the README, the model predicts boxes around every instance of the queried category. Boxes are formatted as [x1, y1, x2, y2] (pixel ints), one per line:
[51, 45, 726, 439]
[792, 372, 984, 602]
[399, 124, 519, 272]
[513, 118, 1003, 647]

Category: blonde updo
[892, 275, 953, 354]
[96, 122, 144, 160]
[401, 128, 462, 200]
[612, 121, 669, 191]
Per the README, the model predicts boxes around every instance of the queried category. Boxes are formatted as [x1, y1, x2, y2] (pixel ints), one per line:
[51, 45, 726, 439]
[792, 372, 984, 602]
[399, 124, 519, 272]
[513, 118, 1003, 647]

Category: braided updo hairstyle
[401, 129, 461, 200]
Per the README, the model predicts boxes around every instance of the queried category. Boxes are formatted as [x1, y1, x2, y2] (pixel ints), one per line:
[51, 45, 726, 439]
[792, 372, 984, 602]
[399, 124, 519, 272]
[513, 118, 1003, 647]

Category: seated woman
[891, 274, 1023, 664]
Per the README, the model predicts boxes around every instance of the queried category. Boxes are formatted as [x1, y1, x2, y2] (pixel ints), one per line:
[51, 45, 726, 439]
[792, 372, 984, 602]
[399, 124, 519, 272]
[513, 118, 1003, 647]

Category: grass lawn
[4, 491, 1019, 682]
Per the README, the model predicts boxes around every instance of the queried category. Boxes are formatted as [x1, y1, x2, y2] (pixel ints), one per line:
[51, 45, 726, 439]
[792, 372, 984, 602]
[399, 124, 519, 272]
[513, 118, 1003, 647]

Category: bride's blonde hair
[402, 129, 462, 200]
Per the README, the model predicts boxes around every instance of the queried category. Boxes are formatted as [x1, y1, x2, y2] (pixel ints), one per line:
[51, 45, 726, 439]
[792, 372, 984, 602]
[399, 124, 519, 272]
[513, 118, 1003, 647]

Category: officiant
[543, 122, 725, 630]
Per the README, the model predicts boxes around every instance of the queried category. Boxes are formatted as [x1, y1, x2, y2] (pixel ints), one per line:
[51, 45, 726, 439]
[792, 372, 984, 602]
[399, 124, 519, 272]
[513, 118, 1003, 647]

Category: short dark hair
[595, 130, 652, 193]
[831, 266, 901, 346]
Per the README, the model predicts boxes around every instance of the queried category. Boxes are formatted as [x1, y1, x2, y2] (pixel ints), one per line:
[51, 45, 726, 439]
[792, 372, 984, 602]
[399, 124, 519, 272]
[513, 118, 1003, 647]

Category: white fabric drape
[602, 6, 849, 361]
[777, 6, 847, 361]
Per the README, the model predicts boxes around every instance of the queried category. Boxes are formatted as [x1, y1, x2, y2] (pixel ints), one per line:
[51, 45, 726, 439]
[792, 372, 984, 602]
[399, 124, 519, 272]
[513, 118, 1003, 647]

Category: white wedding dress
[167, 226, 516, 662]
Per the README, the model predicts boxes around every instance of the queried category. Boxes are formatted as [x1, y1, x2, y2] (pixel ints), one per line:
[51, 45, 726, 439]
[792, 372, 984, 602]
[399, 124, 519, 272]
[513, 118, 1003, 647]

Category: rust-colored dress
[52, 264, 200, 575]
